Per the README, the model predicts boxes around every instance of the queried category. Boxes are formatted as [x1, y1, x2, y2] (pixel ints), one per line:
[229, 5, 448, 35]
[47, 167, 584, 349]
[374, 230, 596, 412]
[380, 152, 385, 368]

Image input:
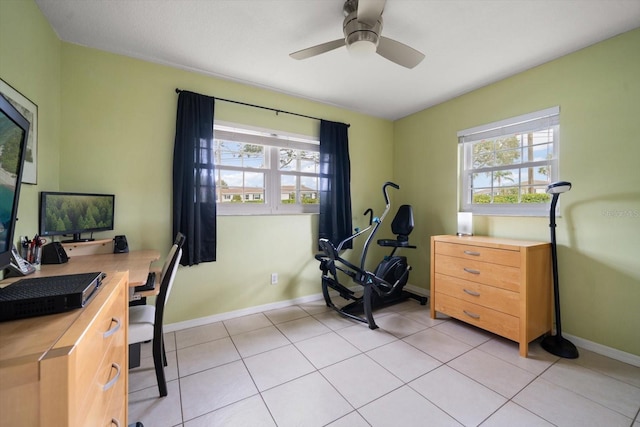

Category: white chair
[128, 236, 183, 397]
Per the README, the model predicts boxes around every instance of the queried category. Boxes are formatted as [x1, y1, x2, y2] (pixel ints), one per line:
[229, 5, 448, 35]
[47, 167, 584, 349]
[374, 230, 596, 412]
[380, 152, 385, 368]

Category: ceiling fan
[290, 0, 425, 69]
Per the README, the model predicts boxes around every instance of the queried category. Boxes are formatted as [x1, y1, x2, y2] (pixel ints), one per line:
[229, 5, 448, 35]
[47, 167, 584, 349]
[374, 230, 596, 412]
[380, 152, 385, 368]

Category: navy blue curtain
[172, 91, 216, 266]
[319, 120, 352, 249]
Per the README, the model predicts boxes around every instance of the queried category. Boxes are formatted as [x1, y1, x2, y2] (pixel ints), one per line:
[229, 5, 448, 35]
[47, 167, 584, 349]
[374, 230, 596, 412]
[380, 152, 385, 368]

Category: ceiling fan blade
[290, 39, 346, 60]
[377, 36, 425, 69]
[357, 0, 386, 27]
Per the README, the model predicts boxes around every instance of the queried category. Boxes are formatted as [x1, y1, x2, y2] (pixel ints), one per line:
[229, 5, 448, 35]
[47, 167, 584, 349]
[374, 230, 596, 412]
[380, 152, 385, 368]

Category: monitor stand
[62, 233, 95, 243]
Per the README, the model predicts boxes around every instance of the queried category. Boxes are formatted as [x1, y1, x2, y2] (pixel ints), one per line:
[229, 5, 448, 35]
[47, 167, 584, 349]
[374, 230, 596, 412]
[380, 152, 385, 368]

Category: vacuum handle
[382, 182, 400, 205]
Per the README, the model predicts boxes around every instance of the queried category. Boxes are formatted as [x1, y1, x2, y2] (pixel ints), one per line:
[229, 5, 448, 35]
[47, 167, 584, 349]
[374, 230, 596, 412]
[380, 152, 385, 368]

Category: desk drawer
[434, 292, 519, 342]
[434, 273, 520, 317]
[435, 241, 520, 268]
[434, 254, 520, 292]
[75, 284, 126, 413]
[79, 319, 126, 426]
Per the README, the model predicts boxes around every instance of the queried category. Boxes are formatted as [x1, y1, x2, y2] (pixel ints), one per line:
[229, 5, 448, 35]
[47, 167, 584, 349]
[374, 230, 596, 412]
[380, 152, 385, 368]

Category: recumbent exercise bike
[316, 182, 427, 329]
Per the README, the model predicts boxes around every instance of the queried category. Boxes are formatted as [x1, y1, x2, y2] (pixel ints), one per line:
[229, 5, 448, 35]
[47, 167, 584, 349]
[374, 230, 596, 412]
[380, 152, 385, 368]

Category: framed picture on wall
[0, 79, 38, 184]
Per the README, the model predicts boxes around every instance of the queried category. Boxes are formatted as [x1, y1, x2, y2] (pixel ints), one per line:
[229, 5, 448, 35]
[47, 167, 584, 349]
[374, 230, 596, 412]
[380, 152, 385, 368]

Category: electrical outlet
[271, 273, 278, 285]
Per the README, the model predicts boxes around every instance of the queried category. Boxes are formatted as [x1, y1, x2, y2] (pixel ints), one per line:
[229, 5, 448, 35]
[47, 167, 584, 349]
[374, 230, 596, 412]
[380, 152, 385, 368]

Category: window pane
[492, 169, 519, 187]
[471, 172, 490, 189]
[216, 169, 264, 203]
[492, 187, 519, 204]
[472, 140, 495, 169]
[215, 141, 266, 168]
[520, 186, 551, 203]
[244, 172, 265, 203]
[472, 188, 491, 204]
[279, 148, 297, 171]
[301, 176, 319, 204]
[494, 136, 521, 166]
[300, 151, 319, 174]
[281, 174, 297, 204]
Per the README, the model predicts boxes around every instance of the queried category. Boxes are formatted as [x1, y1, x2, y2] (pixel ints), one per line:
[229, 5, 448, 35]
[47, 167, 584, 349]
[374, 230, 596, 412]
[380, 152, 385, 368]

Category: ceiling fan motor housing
[343, 2, 382, 48]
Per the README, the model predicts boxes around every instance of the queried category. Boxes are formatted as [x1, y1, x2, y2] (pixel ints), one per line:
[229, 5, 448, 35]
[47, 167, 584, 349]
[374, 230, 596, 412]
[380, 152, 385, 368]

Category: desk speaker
[114, 235, 129, 253]
[42, 242, 69, 264]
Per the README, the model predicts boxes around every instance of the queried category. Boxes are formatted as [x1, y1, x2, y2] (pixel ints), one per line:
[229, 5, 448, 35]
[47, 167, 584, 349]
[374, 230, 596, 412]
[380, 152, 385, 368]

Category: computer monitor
[39, 192, 115, 243]
[0, 94, 30, 272]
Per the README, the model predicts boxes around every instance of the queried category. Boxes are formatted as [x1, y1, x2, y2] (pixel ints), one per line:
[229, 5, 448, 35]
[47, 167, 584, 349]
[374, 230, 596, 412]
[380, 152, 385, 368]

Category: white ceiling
[35, 0, 640, 120]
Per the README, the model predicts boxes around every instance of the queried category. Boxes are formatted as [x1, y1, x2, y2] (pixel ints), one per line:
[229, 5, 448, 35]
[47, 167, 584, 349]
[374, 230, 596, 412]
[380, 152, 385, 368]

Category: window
[459, 107, 559, 216]
[213, 122, 319, 215]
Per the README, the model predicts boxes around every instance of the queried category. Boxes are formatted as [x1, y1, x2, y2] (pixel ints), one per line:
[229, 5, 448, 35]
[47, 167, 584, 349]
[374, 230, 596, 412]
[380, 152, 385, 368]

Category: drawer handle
[463, 310, 480, 319]
[103, 317, 121, 339]
[463, 289, 481, 297]
[111, 419, 121, 427]
[464, 250, 481, 256]
[104, 363, 121, 391]
[463, 267, 481, 275]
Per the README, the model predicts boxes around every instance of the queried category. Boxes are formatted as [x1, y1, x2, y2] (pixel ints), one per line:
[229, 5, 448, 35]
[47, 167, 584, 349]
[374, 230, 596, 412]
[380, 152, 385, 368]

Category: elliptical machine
[316, 182, 427, 329]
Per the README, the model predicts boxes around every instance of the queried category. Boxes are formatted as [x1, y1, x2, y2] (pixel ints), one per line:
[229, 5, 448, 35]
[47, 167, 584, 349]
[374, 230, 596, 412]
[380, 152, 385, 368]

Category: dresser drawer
[434, 273, 520, 317]
[434, 292, 519, 341]
[435, 241, 520, 268]
[434, 254, 520, 292]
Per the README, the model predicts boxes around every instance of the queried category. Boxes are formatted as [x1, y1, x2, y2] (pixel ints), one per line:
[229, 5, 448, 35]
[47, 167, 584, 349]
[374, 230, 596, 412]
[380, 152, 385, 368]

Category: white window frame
[214, 121, 320, 216]
[458, 106, 560, 216]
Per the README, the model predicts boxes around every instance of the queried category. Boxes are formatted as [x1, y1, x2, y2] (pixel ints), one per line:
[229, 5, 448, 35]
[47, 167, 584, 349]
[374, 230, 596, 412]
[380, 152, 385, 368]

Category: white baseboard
[404, 283, 429, 297]
[563, 333, 640, 367]
[165, 287, 639, 368]
[164, 292, 326, 333]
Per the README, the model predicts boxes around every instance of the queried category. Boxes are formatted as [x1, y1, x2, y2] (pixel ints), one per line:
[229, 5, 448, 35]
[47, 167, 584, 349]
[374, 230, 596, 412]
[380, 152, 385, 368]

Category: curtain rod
[175, 88, 349, 127]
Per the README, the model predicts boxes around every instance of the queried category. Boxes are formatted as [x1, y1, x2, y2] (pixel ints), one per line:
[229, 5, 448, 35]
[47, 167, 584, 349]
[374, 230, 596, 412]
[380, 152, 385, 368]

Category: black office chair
[128, 233, 185, 397]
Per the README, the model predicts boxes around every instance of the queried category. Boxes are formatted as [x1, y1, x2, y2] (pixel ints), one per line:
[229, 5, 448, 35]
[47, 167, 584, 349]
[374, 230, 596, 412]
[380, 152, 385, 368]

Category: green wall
[59, 44, 394, 324]
[0, 0, 61, 242]
[394, 28, 640, 356]
[3, 0, 638, 356]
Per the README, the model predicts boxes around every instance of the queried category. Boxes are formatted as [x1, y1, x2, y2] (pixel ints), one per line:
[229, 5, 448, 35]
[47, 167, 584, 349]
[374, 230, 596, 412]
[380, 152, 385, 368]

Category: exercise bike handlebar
[360, 182, 399, 269]
[333, 181, 400, 255]
[382, 181, 399, 206]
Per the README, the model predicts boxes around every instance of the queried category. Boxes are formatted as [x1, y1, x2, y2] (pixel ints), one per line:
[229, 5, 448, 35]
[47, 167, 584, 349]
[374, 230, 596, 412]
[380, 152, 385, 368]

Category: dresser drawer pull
[111, 419, 121, 427]
[463, 310, 480, 319]
[463, 289, 481, 297]
[463, 267, 481, 275]
[464, 250, 481, 256]
[104, 363, 121, 391]
[103, 317, 121, 339]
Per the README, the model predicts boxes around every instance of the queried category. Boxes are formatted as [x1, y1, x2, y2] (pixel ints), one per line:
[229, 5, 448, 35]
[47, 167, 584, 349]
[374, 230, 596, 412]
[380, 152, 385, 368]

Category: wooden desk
[0, 249, 159, 426]
[0, 272, 129, 426]
[31, 250, 160, 286]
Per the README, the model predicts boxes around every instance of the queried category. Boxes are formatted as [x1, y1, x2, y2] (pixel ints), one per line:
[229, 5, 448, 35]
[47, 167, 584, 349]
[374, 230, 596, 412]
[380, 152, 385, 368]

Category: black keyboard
[0, 272, 105, 321]
[134, 272, 156, 292]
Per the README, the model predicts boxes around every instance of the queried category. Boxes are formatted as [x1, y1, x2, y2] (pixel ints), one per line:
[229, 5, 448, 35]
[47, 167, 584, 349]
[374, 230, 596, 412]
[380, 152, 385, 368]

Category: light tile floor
[128, 298, 640, 427]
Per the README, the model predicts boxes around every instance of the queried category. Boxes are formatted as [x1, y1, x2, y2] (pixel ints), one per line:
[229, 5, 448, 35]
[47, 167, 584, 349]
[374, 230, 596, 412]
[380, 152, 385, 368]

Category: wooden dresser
[430, 235, 552, 357]
[0, 271, 128, 426]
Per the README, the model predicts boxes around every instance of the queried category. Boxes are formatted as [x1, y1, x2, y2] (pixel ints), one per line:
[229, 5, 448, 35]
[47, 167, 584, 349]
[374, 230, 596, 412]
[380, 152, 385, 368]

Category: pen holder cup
[33, 246, 42, 271]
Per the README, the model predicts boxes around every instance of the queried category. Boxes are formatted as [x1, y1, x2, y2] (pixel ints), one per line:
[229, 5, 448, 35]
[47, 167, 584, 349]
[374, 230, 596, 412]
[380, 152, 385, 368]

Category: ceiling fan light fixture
[346, 32, 378, 56]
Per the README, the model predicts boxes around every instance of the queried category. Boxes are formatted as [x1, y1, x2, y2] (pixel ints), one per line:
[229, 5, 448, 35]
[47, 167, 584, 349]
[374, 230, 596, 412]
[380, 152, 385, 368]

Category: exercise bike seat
[377, 204, 416, 248]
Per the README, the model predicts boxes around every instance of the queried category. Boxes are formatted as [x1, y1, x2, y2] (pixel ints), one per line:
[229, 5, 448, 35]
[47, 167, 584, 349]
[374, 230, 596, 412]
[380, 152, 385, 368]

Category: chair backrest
[390, 204, 414, 242]
[159, 233, 186, 280]
[153, 245, 182, 326]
